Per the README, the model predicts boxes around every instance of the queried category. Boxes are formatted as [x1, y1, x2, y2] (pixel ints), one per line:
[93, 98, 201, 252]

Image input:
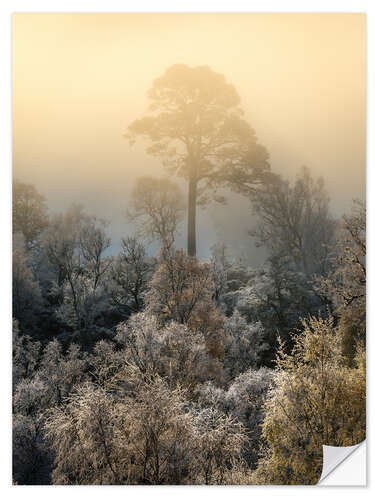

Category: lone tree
[127, 64, 270, 256]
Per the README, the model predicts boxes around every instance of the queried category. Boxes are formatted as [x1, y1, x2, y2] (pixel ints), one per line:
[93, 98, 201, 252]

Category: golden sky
[12, 13, 366, 257]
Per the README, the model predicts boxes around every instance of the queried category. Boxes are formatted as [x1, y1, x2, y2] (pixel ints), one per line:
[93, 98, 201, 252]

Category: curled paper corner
[318, 440, 366, 485]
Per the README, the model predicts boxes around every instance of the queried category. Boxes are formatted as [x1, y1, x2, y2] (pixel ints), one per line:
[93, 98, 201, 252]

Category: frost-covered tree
[235, 255, 324, 361]
[108, 237, 154, 314]
[45, 374, 249, 485]
[115, 312, 162, 376]
[13, 377, 49, 417]
[56, 275, 107, 331]
[225, 368, 275, 465]
[224, 309, 268, 378]
[115, 377, 198, 484]
[13, 338, 89, 484]
[44, 204, 86, 287]
[156, 321, 212, 389]
[217, 262, 257, 315]
[13, 365, 50, 484]
[13, 413, 46, 484]
[79, 218, 111, 289]
[199, 367, 275, 467]
[320, 200, 366, 362]
[146, 247, 214, 324]
[116, 313, 212, 391]
[88, 339, 127, 386]
[254, 316, 366, 485]
[146, 247, 226, 379]
[250, 167, 336, 276]
[38, 339, 88, 406]
[44, 378, 192, 484]
[192, 406, 247, 485]
[13, 319, 41, 387]
[45, 204, 110, 289]
[45, 382, 120, 484]
[44, 205, 111, 337]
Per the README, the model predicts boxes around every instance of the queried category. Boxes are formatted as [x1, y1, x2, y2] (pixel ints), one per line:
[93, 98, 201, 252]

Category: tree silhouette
[13, 180, 48, 250]
[127, 176, 185, 247]
[127, 64, 270, 256]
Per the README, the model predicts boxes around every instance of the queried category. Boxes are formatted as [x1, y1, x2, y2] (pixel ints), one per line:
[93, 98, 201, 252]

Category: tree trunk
[187, 177, 197, 256]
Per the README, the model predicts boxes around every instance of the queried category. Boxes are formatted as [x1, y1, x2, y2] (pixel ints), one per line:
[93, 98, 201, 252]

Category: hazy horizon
[12, 13, 366, 262]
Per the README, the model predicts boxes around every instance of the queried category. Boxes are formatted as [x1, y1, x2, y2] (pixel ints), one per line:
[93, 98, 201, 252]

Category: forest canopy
[12, 169, 366, 484]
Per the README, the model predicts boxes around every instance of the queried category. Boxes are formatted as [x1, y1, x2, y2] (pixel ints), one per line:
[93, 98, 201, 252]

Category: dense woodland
[12, 173, 366, 485]
[12, 65, 366, 485]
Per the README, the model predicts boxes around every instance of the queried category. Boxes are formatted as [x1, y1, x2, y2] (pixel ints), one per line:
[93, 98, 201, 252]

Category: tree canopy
[127, 64, 270, 256]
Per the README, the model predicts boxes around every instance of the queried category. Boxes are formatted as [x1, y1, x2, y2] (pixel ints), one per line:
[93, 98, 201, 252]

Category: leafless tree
[250, 166, 336, 276]
[127, 176, 185, 248]
[109, 236, 154, 313]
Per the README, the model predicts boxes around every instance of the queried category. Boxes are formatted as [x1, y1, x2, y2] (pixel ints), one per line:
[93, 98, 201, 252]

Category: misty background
[12, 13, 366, 263]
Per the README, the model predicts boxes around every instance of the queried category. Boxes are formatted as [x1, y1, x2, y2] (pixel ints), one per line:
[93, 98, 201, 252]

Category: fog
[13, 13, 365, 262]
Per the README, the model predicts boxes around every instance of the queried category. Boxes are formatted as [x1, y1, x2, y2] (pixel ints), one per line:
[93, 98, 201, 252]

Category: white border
[1, 1, 373, 498]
